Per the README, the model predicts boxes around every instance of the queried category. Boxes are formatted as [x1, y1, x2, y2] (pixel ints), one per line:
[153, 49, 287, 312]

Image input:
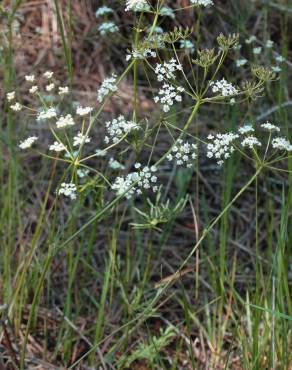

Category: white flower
[236, 59, 247, 67]
[210, 79, 238, 97]
[105, 115, 139, 144]
[95, 6, 113, 17]
[76, 106, 93, 116]
[190, 0, 213, 6]
[73, 132, 91, 147]
[275, 55, 285, 63]
[43, 71, 54, 79]
[112, 164, 158, 199]
[266, 40, 274, 48]
[271, 66, 281, 73]
[126, 48, 156, 61]
[125, 0, 149, 12]
[253, 47, 262, 55]
[245, 36, 256, 44]
[19, 136, 38, 149]
[58, 86, 69, 95]
[37, 107, 57, 121]
[98, 22, 119, 35]
[179, 40, 195, 53]
[10, 102, 22, 111]
[49, 141, 67, 152]
[58, 182, 77, 200]
[109, 158, 125, 170]
[154, 84, 184, 113]
[241, 136, 262, 148]
[155, 58, 182, 82]
[206, 132, 239, 166]
[272, 137, 292, 151]
[159, 6, 175, 19]
[238, 124, 254, 134]
[25, 74, 35, 82]
[97, 74, 118, 102]
[29, 85, 38, 94]
[56, 114, 75, 128]
[46, 83, 55, 92]
[77, 169, 90, 178]
[260, 122, 280, 132]
[95, 149, 107, 157]
[7, 91, 15, 101]
[167, 139, 197, 168]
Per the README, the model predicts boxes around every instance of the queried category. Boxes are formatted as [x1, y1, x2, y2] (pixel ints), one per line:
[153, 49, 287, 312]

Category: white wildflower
[7, 91, 15, 101]
[125, 0, 149, 12]
[58, 182, 77, 200]
[112, 164, 158, 199]
[77, 169, 90, 178]
[260, 122, 280, 132]
[109, 158, 125, 170]
[190, 0, 214, 6]
[275, 55, 285, 63]
[206, 132, 239, 166]
[105, 115, 139, 144]
[271, 66, 281, 73]
[253, 47, 262, 55]
[98, 22, 119, 35]
[272, 137, 292, 151]
[238, 124, 254, 134]
[49, 141, 67, 152]
[25, 74, 35, 82]
[76, 106, 93, 116]
[155, 59, 183, 82]
[43, 71, 54, 79]
[95, 6, 113, 17]
[29, 85, 38, 94]
[167, 139, 197, 168]
[95, 149, 107, 157]
[10, 102, 22, 111]
[37, 107, 57, 121]
[241, 136, 262, 149]
[73, 132, 91, 147]
[245, 36, 256, 44]
[58, 86, 69, 95]
[154, 84, 184, 113]
[56, 114, 75, 129]
[236, 58, 247, 67]
[159, 6, 175, 19]
[179, 40, 195, 53]
[126, 48, 156, 61]
[210, 79, 238, 97]
[266, 40, 274, 48]
[97, 74, 118, 102]
[46, 83, 55, 92]
[19, 136, 38, 149]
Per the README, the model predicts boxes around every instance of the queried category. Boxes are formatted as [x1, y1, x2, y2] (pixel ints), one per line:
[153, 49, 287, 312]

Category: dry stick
[68, 166, 262, 368]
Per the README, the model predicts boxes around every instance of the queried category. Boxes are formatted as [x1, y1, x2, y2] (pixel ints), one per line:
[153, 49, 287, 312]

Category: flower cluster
[206, 133, 239, 166]
[73, 132, 91, 147]
[238, 124, 254, 134]
[260, 122, 280, 132]
[112, 164, 158, 199]
[49, 141, 67, 152]
[190, 0, 214, 6]
[19, 136, 38, 150]
[154, 84, 184, 112]
[37, 107, 57, 121]
[272, 137, 292, 152]
[56, 114, 75, 129]
[210, 79, 238, 97]
[95, 6, 113, 17]
[125, 0, 149, 12]
[241, 136, 262, 149]
[167, 139, 197, 167]
[97, 74, 118, 102]
[58, 183, 77, 200]
[126, 48, 156, 61]
[155, 59, 183, 82]
[105, 115, 139, 144]
[180, 40, 195, 53]
[76, 106, 93, 116]
[98, 22, 119, 36]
